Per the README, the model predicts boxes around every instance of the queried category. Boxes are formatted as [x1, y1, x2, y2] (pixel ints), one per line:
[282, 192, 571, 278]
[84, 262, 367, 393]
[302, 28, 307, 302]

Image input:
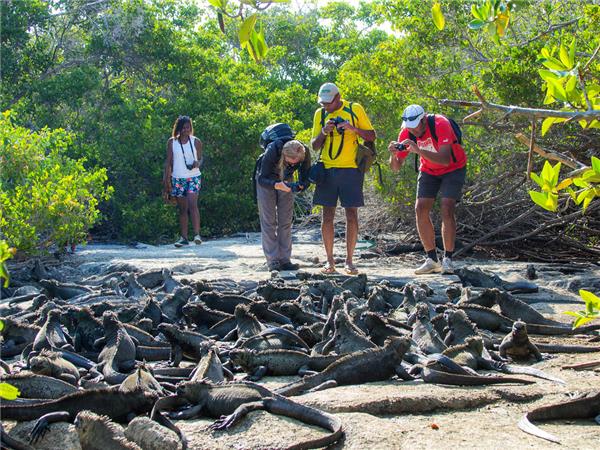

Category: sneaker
[193, 234, 203, 245]
[174, 237, 189, 248]
[414, 257, 442, 275]
[280, 261, 300, 271]
[441, 257, 454, 274]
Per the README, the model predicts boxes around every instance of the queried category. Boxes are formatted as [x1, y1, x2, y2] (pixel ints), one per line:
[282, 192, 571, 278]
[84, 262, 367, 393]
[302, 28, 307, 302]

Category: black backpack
[408, 114, 462, 171]
[259, 123, 295, 150]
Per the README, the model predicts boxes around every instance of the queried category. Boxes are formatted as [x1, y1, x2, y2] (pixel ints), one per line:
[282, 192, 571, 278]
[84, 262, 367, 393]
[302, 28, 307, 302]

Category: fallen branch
[514, 133, 586, 169]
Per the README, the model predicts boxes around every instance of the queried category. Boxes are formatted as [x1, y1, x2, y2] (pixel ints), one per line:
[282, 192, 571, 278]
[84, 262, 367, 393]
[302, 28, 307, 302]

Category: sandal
[321, 263, 337, 274]
[344, 263, 359, 275]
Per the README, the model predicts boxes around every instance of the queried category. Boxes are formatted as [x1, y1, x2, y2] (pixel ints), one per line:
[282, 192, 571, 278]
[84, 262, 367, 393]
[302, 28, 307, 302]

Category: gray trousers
[256, 184, 294, 265]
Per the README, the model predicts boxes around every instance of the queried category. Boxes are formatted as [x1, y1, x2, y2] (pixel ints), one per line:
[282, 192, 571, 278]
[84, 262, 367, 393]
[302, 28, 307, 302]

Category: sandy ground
[6, 232, 600, 449]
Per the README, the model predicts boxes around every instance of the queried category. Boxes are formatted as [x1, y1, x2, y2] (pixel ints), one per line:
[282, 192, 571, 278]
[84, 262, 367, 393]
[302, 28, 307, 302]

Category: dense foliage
[0, 112, 112, 253]
[1, 0, 598, 255]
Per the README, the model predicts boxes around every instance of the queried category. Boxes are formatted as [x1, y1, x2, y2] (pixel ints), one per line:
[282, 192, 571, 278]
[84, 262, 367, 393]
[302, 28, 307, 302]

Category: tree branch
[514, 133, 587, 170]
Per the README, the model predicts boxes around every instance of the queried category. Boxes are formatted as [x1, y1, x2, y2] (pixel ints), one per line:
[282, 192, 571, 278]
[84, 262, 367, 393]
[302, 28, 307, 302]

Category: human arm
[310, 108, 336, 151]
[296, 149, 312, 191]
[400, 139, 452, 166]
[388, 141, 407, 172]
[257, 141, 291, 192]
[163, 139, 174, 190]
[337, 102, 376, 142]
[193, 138, 203, 168]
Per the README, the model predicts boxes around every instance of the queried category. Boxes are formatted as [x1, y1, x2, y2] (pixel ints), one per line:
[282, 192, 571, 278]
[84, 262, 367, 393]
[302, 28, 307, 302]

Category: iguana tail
[265, 397, 343, 450]
[517, 413, 560, 443]
[493, 362, 565, 385]
[422, 367, 534, 386]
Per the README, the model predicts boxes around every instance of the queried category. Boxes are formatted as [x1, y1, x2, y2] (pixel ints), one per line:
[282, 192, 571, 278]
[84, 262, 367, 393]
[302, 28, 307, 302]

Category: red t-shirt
[398, 114, 467, 176]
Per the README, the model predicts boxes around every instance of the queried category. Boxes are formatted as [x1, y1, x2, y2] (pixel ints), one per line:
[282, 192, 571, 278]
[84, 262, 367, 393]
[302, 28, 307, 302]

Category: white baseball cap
[318, 83, 340, 103]
[401, 104, 425, 128]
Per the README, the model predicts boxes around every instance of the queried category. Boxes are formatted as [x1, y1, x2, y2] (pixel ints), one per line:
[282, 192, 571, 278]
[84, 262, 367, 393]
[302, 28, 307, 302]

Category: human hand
[335, 121, 354, 132]
[322, 121, 336, 134]
[274, 181, 292, 192]
[400, 139, 418, 153]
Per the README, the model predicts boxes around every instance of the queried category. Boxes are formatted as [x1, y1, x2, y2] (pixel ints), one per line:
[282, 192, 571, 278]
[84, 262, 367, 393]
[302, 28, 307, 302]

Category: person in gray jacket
[256, 139, 311, 271]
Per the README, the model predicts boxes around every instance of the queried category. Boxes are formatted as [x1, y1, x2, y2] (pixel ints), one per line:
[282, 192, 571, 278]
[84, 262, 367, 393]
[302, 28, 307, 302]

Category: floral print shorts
[171, 175, 201, 197]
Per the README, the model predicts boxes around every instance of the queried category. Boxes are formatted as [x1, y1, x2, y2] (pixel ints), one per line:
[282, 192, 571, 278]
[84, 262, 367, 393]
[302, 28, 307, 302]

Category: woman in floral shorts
[163, 115, 203, 247]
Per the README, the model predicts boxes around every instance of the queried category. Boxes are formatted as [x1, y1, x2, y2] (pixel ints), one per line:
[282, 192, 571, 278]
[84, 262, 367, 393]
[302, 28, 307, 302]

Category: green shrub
[0, 111, 113, 254]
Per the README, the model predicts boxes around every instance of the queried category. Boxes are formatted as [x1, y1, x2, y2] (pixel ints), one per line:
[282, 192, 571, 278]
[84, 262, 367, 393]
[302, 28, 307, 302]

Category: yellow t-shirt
[311, 100, 374, 169]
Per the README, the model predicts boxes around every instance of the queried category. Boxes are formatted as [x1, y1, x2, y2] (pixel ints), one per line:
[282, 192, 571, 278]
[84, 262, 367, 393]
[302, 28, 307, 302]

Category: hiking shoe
[280, 261, 300, 271]
[193, 234, 203, 245]
[414, 257, 442, 275]
[174, 237, 189, 248]
[267, 261, 281, 271]
[441, 257, 454, 274]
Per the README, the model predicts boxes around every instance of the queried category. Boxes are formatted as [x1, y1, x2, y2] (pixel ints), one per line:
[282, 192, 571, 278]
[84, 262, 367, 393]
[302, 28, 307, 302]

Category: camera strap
[178, 137, 195, 167]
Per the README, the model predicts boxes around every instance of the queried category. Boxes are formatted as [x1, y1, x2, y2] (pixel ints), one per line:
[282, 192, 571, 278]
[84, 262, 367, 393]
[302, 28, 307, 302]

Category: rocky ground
[4, 231, 600, 449]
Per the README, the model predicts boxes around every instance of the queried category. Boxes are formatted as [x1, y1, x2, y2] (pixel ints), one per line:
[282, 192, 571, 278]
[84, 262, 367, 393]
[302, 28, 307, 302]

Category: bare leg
[415, 198, 436, 252]
[321, 207, 336, 267]
[187, 192, 200, 235]
[176, 197, 189, 239]
[440, 198, 457, 252]
[344, 207, 358, 266]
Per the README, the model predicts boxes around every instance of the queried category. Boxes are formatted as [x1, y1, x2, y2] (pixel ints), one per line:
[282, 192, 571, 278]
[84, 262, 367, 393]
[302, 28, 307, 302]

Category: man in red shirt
[388, 105, 467, 274]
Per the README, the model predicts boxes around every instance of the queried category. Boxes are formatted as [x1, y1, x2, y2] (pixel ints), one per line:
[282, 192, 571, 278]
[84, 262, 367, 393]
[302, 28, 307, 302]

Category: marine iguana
[32, 309, 74, 352]
[363, 312, 408, 346]
[0, 318, 40, 357]
[0, 372, 78, 399]
[39, 279, 94, 300]
[232, 303, 266, 339]
[182, 301, 232, 328]
[74, 410, 142, 450]
[256, 282, 301, 303]
[499, 320, 543, 361]
[276, 337, 411, 396]
[247, 299, 292, 325]
[190, 346, 233, 382]
[230, 348, 338, 380]
[151, 380, 343, 449]
[411, 302, 447, 354]
[157, 323, 213, 365]
[518, 391, 600, 443]
[321, 308, 376, 355]
[455, 266, 538, 293]
[1, 388, 157, 442]
[199, 291, 252, 314]
[444, 336, 565, 384]
[160, 286, 192, 321]
[29, 349, 81, 385]
[159, 268, 181, 293]
[95, 311, 137, 384]
[277, 301, 325, 327]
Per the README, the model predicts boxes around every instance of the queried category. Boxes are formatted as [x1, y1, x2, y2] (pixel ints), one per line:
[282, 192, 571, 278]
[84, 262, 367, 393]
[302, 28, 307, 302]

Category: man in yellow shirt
[311, 82, 376, 275]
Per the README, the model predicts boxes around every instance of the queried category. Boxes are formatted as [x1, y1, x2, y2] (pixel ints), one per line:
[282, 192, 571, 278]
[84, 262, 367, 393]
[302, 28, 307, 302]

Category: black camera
[394, 143, 407, 151]
[185, 161, 195, 170]
[285, 182, 302, 193]
[330, 117, 348, 133]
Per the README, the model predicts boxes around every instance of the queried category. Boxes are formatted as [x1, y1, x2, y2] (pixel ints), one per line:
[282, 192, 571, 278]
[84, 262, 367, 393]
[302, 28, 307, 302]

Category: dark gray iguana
[151, 380, 343, 450]
[276, 336, 411, 397]
[518, 391, 600, 444]
[95, 311, 137, 384]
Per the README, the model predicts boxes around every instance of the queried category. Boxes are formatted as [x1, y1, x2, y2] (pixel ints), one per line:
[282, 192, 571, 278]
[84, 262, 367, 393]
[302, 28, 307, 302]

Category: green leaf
[530, 171, 544, 188]
[0, 264, 9, 288]
[0, 382, 20, 400]
[582, 289, 600, 309]
[468, 19, 486, 30]
[471, 4, 483, 20]
[592, 156, 600, 175]
[565, 75, 577, 94]
[0, 319, 3, 331]
[545, 77, 567, 101]
[542, 57, 566, 71]
[573, 316, 593, 328]
[563, 311, 582, 318]
[572, 176, 590, 188]
[541, 161, 555, 184]
[432, 2, 445, 31]
[538, 69, 559, 82]
[207, 0, 223, 8]
[569, 38, 576, 68]
[487, 21, 496, 36]
[495, 11, 510, 37]
[541, 117, 556, 136]
[238, 14, 258, 45]
[529, 190, 555, 211]
[559, 42, 572, 69]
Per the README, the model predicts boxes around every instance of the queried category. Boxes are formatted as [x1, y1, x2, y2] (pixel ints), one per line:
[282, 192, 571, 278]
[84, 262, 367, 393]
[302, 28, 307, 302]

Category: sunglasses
[402, 113, 423, 122]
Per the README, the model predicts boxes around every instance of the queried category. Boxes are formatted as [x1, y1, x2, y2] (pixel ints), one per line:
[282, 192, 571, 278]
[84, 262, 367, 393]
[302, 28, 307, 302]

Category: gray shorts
[417, 166, 466, 200]
[313, 167, 364, 208]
